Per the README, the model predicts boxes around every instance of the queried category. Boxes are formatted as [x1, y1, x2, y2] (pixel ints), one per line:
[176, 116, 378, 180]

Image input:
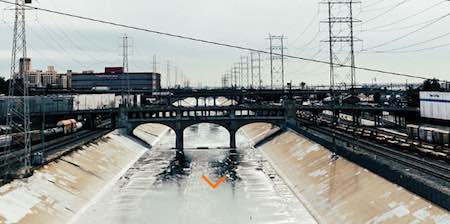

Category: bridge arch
[182, 122, 231, 149]
[132, 123, 177, 148]
[236, 122, 283, 146]
[128, 119, 285, 150]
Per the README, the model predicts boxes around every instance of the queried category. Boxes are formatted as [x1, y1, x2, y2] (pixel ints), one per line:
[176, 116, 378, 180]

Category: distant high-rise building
[18, 57, 31, 77]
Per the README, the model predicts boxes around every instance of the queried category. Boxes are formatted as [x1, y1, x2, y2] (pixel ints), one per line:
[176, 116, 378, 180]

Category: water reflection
[211, 149, 241, 183]
[155, 151, 192, 183]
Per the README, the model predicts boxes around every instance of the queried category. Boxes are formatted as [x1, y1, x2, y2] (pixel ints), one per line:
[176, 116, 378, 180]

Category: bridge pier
[230, 129, 237, 149]
[175, 129, 184, 149]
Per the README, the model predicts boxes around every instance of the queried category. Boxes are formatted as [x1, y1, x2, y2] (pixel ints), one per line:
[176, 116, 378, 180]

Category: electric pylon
[268, 35, 286, 89]
[120, 34, 131, 106]
[321, 0, 361, 90]
[250, 52, 262, 89]
[5, 0, 32, 177]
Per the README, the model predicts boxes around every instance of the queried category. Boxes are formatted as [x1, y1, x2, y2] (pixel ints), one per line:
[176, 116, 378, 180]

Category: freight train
[406, 124, 449, 147]
[0, 119, 83, 149]
[297, 111, 450, 161]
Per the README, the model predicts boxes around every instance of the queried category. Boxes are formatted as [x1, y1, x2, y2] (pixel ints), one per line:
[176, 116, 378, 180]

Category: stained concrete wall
[241, 123, 450, 224]
[0, 125, 168, 224]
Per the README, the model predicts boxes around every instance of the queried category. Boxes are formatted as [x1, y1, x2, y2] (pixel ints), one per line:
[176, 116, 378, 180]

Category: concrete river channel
[0, 98, 448, 223]
[73, 123, 318, 224]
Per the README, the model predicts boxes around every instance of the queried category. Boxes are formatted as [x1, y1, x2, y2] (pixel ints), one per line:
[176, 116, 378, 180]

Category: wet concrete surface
[74, 123, 317, 224]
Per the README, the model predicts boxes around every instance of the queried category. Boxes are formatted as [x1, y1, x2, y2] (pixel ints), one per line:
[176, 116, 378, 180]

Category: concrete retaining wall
[243, 123, 450, 224]
[0, 125, 168, 224]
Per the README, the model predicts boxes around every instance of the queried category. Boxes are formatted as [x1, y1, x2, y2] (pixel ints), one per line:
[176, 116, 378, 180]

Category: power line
[363, 13, 450, 32]
[290, 10, 319, 47]
[363, 0, 448, 31]
[371, 28, 450, 52]
[364, 13, 450, 50]
[0, 0, 441, 81]
[362, 0, 412, 25]
[362, 0, 407, 13]
[367, 41, 450, 53]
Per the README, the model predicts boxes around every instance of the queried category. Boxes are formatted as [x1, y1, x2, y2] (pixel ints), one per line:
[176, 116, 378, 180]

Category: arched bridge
[116, 105, 290, 149]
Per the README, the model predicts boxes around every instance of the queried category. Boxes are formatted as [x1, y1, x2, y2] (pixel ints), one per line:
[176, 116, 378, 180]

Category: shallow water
[74, 123, 317, 224]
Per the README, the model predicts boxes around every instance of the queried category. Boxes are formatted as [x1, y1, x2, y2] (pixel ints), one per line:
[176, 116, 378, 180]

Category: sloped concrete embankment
[0, 124, 168, 224]
[240, 123, 450, 224]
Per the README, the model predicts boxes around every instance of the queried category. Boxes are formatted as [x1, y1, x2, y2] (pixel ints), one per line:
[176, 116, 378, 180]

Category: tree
[406, 87, 419, 107]
[0, 77, 8, 95]
[300, 82, 306, 90]
[373, 92, 381, 103]
[422, 79, 441, 91]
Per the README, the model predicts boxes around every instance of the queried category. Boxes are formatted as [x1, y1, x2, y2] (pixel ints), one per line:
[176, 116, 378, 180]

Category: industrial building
[0, 96, 73, 126]
[71, 67, 161, 91]
[420, 91, 450, 125]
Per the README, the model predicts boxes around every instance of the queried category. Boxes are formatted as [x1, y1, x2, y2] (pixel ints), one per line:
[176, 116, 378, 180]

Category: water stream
[74, 123, 317, 224]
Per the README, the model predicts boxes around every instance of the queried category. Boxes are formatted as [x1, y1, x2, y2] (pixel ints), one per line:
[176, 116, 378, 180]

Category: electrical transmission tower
[231, 65, 239, 88]
[321, 0, 361, 90]
[121, 34, 132, 106]
[5, 0, 33, 177]
[240, 56, 249, 88]
[152, 55, 158, 73]
[221, 73, 228, 88]
[233, 63, 241, 88]
[166, 60, 171, 88]
[268, 35, 286, 89]
[250, 52, 262, 89]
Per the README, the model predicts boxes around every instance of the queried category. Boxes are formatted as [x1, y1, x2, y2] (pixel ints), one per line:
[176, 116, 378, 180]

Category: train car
[57, 119, 78, 134]
[1, 120, 83, 149]
[406, 124, 419, 139]
[419, 127, 434, 143]
[432, 128, 450, 147]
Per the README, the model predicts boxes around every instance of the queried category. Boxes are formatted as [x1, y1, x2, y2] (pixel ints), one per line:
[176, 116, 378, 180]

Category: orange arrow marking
[202, 175, 226, 189]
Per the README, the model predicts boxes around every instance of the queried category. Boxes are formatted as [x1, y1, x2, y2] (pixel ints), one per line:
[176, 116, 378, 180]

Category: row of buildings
[20, 58, 161, 91]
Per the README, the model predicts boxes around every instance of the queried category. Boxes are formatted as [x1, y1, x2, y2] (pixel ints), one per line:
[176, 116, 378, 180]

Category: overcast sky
[0, 0, 449, 87]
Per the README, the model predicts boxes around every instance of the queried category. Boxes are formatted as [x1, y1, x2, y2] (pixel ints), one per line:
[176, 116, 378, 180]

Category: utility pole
[5, 0, 33, 177]
[267, 34, 287, 89]
[321, 0, 361, 90]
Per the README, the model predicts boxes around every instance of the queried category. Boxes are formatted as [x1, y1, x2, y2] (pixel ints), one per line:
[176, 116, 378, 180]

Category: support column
[111, 115, 117, 129]
[176, 129, 184, 150]
[284, 98, 297, 127]
[230, 129, 237, 149]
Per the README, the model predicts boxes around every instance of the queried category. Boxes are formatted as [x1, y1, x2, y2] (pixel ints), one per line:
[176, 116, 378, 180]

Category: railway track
[298, 119, 450, 182]
[0, 128, 111, 175]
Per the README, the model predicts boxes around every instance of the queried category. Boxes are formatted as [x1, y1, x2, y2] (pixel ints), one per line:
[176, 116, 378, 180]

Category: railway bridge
[26, 98, 419, 149]
[115, 104, 294, 149]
